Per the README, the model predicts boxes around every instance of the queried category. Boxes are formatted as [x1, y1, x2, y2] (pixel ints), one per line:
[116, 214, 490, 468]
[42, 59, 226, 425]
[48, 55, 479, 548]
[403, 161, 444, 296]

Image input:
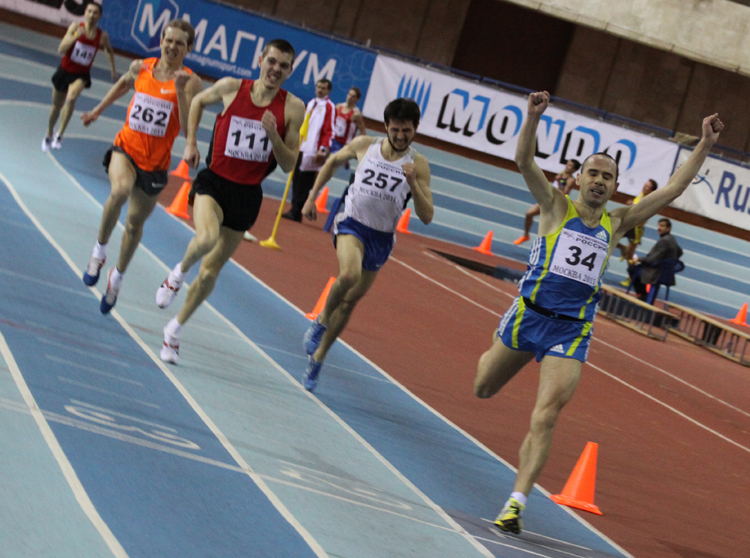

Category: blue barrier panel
[102, 0, 376, 104]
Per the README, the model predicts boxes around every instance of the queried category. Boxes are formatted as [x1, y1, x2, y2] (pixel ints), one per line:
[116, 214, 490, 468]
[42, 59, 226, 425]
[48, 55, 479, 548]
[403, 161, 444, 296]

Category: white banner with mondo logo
[670, 148, 750, 231]
[0, 0, 91, 25]
[363, 56, 679, 196]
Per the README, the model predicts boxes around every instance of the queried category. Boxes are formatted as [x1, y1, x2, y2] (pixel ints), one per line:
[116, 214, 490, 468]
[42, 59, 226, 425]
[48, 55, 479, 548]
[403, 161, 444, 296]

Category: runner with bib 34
[473, 90, 723, 535]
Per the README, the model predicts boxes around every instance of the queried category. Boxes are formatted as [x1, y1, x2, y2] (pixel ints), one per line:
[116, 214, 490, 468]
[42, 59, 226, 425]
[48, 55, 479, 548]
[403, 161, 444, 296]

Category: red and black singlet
[60, 25, 102, 74]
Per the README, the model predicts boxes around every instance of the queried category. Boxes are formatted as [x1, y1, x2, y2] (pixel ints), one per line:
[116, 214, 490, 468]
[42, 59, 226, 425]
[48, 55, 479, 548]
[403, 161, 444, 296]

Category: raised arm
[99, 32, 118, 82]
[404, 153, 433, 224]
[515, 92, 565, 213]
[616, 114, 723, 233]
[183, 77, 241, 168]
[80, 59, 142, 126]
[57, 23, 80, 55]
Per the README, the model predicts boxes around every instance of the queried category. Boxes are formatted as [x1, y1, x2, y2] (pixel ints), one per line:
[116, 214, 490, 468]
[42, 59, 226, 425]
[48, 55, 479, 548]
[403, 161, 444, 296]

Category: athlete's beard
[387, 135, 410, 154]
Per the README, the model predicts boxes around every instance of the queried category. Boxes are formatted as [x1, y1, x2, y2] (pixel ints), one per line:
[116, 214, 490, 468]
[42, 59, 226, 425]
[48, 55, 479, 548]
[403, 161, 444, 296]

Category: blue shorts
[330, 138, 345, 153]
[497, 297, 593, 363]
[333, 215, 394, 272]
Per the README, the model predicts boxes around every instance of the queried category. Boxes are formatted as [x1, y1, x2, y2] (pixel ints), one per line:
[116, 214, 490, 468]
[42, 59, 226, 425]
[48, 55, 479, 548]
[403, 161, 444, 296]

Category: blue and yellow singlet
[518, 197, 612, 321]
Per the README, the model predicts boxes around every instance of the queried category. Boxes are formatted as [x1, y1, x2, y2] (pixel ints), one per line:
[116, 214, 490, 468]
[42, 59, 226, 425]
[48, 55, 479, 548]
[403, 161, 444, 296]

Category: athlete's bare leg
[116, 186, 159, 273]
[474, 339, 534, 398]
[512, 356, 581, 495]
[47, 88, 67, 138]
[57, 78, 87, 138]
[98, 151, 136, 245]
[313, 234, 378, 362]
[176, 226, 244, 325]
[179, 194, 224, 274]
[523, 204, 540, 237]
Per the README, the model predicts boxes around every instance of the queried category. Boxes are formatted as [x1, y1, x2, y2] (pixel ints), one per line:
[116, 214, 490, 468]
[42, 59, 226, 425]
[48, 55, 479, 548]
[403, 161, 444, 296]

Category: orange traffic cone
[306, 277, 336, 320]
[315, 187, 330, 215]
[473, 231, 494, 255]
[165, 181, 191, 219]
[171, 160, 191, 180]
[551, 442, 602, 515]
[396, 208, 411, 234]
[730, 303, 749, 327]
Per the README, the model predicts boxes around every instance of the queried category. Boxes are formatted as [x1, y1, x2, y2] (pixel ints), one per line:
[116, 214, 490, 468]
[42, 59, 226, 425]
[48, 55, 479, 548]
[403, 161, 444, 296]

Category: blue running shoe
[303, 355, 323, 391]
[303, 318, 327, 355]
[100, 268, 120, 314]
[83, 255, 105, 286]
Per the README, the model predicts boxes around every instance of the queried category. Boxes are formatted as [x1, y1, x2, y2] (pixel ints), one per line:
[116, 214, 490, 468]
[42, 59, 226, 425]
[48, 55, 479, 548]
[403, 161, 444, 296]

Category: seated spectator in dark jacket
[627, 218, 683, 301]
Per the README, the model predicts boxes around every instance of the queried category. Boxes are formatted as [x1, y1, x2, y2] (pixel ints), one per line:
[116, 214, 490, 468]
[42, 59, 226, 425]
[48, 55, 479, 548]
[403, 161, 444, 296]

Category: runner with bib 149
[473, 90, 723, 535]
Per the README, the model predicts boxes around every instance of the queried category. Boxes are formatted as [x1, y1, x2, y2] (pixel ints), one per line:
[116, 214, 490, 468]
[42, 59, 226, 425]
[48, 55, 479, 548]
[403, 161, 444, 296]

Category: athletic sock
[109, 267, 124, 289]
[506, 492, 527, 507]
[173, 262, 186, 281]
[93, 241, 107, 260]
[166, 317, 183, 338]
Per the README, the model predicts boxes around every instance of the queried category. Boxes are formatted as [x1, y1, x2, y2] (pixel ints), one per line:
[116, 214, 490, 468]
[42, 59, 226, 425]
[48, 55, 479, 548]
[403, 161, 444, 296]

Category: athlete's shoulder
[128, 58, 146, 76]
[284, 91, 306, 113]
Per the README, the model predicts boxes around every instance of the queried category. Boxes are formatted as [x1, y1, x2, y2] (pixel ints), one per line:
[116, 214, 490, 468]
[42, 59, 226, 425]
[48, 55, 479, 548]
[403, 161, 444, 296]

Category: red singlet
[60, 25, 101, 74]
[333, 105, 357, 145]
[207, 80, 287, 185]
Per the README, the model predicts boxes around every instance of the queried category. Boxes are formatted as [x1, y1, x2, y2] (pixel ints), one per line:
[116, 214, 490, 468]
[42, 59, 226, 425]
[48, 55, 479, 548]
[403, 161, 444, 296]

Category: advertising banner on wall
[363, 56, 679, 196]
[0, 0, 377, 105]
[670, 148, 750, 231]
[0, 0, 89, 25]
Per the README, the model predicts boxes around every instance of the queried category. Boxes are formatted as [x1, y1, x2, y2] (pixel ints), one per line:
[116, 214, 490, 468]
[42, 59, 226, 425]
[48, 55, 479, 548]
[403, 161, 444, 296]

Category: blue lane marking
[0, 177, 318, 557]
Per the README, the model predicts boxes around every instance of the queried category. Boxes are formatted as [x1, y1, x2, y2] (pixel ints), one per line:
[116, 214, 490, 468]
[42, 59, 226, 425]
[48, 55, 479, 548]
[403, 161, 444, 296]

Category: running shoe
[51, 134, 62, 150]
[100, 268, 120, 314]
[303, 318, 327, 355]
[156, 269, 184, 309]
[83, 255, 106, 286]
[41, 136, 51, 152]
[243, 231, 257, 242]
[620, 278, 631, 288]
[160, 327, 180, 365]
[302, 355, 322, 391]
[494, 498, 525, 534]
[513, 235, 530, 245]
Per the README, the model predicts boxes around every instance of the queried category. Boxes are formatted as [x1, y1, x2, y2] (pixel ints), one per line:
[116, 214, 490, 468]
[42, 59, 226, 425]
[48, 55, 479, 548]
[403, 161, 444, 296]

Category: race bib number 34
[225, 116, 270, 162]
[128, 93, 172, 137]
[71, 41, 96, 66]
[549, 229, 608, 286]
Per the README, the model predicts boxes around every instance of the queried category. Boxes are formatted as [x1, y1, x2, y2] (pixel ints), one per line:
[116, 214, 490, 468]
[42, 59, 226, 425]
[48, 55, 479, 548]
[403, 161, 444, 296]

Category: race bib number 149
[549, 229, 608, 286]
[71, 41, 96, 66]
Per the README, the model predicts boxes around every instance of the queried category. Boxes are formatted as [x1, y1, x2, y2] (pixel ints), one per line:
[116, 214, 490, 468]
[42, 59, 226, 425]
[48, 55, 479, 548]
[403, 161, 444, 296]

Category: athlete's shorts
[51, 66, 92, 92]
[497, 297, 593, 363]
[330, 138, 345, 153]
[192, 168, 263, 232]
[624, 225, 644, 245]
[333, 215, 394, 272]
[103, 146, 168, 196]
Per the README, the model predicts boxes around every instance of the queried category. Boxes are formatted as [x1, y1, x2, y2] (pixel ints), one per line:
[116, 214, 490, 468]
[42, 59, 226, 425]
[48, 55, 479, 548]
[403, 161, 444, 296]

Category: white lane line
[58, 377, 159, 409]
[40, 338, 131, 367]
[0, 333, 129, 558]
[47, 356, 142, 386]
[24, 152, 330, 557]
[478, 517, 592, 550]
[72, 400, 178, 432]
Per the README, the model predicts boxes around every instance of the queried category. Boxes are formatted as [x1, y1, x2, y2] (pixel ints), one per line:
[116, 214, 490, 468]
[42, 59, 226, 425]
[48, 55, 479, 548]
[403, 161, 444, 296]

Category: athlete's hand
[702, 113, 723, 144]
[527, 91, 550, 115]
[302, 197, 317, 221]
[402, 162, 417, 187]
[81, 111, 98, 127]
[173, 70, 191, 91]
[261, 110, 278, 138]
[183, 143, 201, 169]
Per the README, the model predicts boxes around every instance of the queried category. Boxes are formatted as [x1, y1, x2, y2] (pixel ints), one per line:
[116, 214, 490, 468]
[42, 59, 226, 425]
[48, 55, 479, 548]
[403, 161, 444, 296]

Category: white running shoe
[100, 268, 121, 314]
[243, 231, 257, 242]
[41, 136, 51, 152]
[156, 269, 184, 309]
[83, 255, 106, 286]
[51, 134, 62, 150]
[160, 327, 180, 364]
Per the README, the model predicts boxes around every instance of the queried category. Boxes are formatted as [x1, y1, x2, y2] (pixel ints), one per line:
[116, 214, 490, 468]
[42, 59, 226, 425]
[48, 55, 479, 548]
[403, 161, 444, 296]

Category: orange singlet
[114, 58, 191, 172]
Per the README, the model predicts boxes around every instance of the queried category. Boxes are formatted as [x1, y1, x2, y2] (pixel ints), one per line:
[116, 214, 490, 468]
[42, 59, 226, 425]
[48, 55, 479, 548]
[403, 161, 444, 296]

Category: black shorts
[103, 146, 168, 196]
[51, 66, 92, 92]
[624, 228, 636, 242]
[191, 168, 263, 232]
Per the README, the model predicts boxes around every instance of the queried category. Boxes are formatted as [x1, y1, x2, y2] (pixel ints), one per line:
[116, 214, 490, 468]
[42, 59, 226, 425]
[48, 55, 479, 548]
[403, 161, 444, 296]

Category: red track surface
[160, 180, 750, 558]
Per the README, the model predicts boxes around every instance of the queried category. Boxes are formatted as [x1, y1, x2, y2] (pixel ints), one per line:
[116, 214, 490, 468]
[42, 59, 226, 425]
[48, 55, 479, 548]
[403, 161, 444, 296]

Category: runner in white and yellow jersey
[474, 90, 723, 535]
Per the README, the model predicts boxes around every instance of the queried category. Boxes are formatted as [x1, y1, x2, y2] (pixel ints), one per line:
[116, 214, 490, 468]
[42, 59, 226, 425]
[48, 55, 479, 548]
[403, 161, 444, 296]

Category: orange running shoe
[513, 235, 530, 245]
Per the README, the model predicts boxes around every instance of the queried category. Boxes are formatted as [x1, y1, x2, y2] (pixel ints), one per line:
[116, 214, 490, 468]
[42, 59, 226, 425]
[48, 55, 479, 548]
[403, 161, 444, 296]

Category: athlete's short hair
[87, 2, 103, 15]
[317, 79, 333, 91]
[162, 20, 196, 49]
[349, 87, 362, 100]
[647, 178, 658, 190]
[581, 152, 619, 181]
[658, 217, 671, 229]
[262, 39, 296, 62]
[384, 98, 421, 127]
[569, 159, 581, 171]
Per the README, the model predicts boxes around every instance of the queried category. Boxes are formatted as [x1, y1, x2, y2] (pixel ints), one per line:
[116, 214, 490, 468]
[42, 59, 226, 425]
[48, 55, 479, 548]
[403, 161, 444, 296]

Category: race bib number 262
[128, 93, 173, 137]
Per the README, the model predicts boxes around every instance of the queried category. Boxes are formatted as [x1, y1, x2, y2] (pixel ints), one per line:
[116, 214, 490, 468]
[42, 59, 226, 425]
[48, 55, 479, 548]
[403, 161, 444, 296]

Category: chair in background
[626, 258, 685, 304]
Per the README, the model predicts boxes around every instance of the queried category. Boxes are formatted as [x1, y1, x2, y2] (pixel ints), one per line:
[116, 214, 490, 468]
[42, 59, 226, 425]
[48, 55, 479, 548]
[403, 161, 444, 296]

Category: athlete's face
[315, 81, 331, 98]
[564, 160, 578, 174]
[258, 47, 294, 89]
[346, 89, 360, 106]
[577, 155, 618, 208]
[642, 180, 656, 195]
[384, 118, 416, 153]
[84, 4, 102, 25]
[160, 27, 191, 65]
